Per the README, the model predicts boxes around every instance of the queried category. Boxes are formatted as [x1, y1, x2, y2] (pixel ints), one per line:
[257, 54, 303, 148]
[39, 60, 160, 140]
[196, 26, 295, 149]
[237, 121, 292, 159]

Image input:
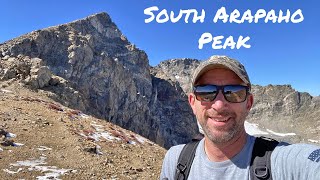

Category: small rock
[1, 139, 15, 146]
[43, 122, 50, 126]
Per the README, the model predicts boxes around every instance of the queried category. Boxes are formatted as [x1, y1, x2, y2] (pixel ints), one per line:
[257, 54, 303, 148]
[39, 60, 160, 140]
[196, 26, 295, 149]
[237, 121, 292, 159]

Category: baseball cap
[192, 55, 251, 89]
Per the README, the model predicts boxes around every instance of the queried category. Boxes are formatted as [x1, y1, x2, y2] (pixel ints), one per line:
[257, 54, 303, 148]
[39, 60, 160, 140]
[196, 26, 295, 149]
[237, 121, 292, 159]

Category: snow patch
[1, 89, 13, 93]
[266, 129, 296, 137]
[245, 122, 297, 137]
[79, 113, 89, 119]
[244, 121, 269, 135]
[3, 156, 75, 179]
[134, 135, 146, 144]
[308, 139, 319, 143]
[79, 121, 150, 145]
[6, 132, 16, 138]
[13, 143, 24, 146]
[91, 123, 104, 131]
[2, 168, 22, 174]
[101, 132, 121, 141]
[37, 146, 52, 151]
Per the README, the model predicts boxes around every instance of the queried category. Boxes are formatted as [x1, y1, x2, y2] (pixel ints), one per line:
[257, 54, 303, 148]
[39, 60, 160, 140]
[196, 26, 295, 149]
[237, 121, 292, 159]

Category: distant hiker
[160, 55, 320, 180]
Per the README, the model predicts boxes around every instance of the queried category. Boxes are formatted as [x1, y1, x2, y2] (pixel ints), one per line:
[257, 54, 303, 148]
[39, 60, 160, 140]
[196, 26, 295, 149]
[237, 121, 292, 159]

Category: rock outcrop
[0, 13, 198, 149]
[151, 58, 200, 93]
[248, 84, 320, 142]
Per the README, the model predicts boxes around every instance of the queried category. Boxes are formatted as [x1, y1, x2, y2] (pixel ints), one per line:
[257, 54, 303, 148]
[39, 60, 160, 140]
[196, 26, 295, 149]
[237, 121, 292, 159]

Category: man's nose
[211, 91, 228, 110]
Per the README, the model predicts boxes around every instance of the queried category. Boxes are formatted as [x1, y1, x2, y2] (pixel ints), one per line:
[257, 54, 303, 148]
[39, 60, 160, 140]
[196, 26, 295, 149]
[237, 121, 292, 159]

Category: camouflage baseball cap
[192, 55, 251, 89]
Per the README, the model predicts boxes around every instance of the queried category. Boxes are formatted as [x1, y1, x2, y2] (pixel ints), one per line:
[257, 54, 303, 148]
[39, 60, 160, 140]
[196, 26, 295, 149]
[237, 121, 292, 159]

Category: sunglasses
[193, 85, 249, 103]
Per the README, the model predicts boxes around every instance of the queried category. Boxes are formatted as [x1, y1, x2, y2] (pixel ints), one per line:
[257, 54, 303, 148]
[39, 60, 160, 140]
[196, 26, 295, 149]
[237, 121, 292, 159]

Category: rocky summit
[0, 12, 199, 149]
[0, 11, 319, 160]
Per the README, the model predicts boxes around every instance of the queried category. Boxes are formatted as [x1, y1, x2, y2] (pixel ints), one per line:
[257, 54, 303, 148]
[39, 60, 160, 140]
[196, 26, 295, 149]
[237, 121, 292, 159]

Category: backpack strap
[250, 136, 279, 180]
[175, 136, 278, 180]
[175, 139, 201, 180]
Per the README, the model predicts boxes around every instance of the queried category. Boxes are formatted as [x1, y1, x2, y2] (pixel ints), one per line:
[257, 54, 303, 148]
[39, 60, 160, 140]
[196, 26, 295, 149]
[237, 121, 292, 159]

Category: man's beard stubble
[199, 110, 246, 144]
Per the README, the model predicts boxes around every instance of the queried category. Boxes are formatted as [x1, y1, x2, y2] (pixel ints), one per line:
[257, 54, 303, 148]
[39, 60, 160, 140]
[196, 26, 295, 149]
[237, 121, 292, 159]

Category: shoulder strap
[175, 139, 201, 180]
[250, 136, 279, 180]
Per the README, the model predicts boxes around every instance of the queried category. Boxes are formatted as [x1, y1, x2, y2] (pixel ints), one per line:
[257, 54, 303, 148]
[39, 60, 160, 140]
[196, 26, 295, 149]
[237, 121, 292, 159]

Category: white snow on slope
[3, 156, 75, 179]
[244, 121, 269, 135]
[245, 121, 296, 137]
[266, 129, 296, 137]
[308, 139, 319, 143]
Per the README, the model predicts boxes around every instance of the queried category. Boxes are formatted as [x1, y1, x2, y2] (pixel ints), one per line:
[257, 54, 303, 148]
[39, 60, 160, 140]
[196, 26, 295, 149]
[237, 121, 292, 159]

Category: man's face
[189, 68, 253, 144]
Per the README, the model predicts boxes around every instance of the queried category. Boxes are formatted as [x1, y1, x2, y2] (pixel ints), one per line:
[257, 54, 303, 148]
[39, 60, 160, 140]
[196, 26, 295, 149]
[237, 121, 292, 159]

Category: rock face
[0, 13, 198, 149]
[149, 76, 198, 146]
[248, 85, 320, 142]
[151, 58, 200, 93]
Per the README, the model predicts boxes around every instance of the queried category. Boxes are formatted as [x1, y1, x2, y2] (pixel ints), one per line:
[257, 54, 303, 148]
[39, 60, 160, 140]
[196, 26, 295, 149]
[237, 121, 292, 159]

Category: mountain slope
[0, 83, 165, 179]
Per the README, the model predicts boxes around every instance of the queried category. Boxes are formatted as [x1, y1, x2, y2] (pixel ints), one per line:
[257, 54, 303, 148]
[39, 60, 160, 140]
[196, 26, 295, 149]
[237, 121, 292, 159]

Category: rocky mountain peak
[1, 12, 130, 58]
[151, 58, 200, 93]
[0, 12, 199, 149]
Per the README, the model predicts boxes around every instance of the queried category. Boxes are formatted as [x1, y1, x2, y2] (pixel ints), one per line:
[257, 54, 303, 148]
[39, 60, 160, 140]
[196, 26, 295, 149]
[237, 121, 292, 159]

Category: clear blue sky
[2, 0, 319, 96]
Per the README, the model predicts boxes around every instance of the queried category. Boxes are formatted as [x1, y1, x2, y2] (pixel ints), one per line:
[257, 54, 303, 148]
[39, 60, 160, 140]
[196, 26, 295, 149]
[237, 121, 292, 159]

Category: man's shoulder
[273, 142, 320, 155]
[165, 144, 186, 159]
[160, 143, 188, 179]
[271, 142, 320, 179]
[271, 141, 320, 166]
[274, 142, 319, 150]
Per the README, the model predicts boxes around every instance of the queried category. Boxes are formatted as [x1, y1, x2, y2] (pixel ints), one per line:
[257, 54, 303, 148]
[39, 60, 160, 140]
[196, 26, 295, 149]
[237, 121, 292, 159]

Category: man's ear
[246, 93, 254, 111]
[188, 93, 197, 114]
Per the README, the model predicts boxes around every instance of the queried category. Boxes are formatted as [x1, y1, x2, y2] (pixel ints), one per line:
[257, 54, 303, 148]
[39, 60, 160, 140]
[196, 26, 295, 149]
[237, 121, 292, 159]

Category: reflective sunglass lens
[224, 85, 247, 102]
[194, 85, 217, 102]
[197, 92, 216, 102]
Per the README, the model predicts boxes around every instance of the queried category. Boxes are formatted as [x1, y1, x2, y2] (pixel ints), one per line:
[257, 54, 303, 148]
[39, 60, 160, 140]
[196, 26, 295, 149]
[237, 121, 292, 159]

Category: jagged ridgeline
[0, 12, 199, 149]
[1, 12, 319, 148]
